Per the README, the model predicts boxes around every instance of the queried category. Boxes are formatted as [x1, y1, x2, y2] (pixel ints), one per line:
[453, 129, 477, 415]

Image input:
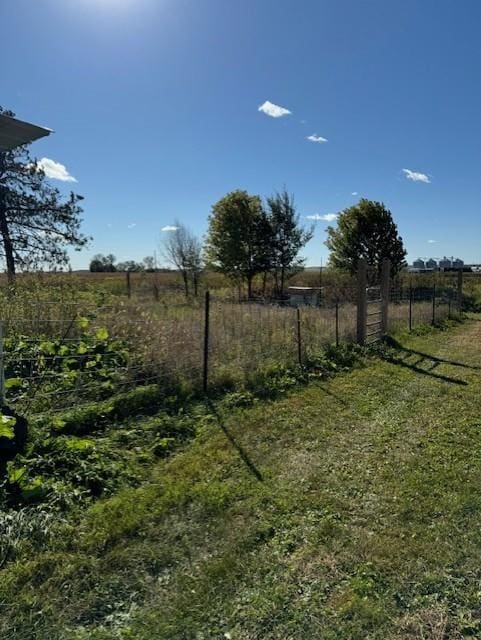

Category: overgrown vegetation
[0, 317, 480, 638]
[0, 271, 475, 637]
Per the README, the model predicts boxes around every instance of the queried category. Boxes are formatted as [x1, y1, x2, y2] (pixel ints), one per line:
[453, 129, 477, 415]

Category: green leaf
[52, 416, 66, 431]
[7, 465, 27, 484]
[95, 327, 109, 341]
[77, 342, 88, 355]
[39, 341, 56, 355]
[0, 413, 16, 439]
[77, 316, 90, 330]
[5, 377, 22, 390]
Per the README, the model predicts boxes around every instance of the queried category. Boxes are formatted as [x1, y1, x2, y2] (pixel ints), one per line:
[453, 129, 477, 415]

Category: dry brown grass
[0, 272, 461, 397]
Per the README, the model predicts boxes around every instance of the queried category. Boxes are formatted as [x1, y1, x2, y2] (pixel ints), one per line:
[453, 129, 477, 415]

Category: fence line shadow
[381, 338, 468, 386]
[384, 354, 468, 385]
[205, 399, 263, 481]
[314, 383, 349, 407]
[386, 336, 481, 371]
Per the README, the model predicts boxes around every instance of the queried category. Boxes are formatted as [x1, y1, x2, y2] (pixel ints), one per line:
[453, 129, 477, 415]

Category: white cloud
[306, 213, 338, 222]
[258, 100, 291, 118]
[161, 225, 179, 232]
[402, 168, 431, 183]
[36, 157, 77, 182]
[127, 223, 136, 229]
[428, 239, 437, 243]
[351, 191, 358, 196]
[307, 134, 328, 143]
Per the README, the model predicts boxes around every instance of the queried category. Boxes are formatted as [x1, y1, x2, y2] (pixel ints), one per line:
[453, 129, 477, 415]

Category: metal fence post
[335, 299, 339, 347]
[380, 258, 390, 335]
[203, 291, 210, 393]
[356, 258, 367, 345]
[296, 307, 302, 367]
[126, 271, 131, 299]
[0, 321, 4, 406]
[457, 269, 463, 315]
[409, 283, 413, 332]
[432, 283, 436, 325]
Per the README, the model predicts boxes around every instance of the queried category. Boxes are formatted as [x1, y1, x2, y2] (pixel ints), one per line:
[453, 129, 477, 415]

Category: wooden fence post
[457, 269, 463, 315]
[296, 307, 303, 367]
[380, 258, 390, 335]
[126, 271, 131, 299]
[203, 291, 210, 393]
[356, 258, 367, 345]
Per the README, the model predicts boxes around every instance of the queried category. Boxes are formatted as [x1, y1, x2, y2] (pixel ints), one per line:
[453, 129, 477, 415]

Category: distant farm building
[410, 256, 466, 272]
[413, 258, 425, 269]
[438, 257, 451, 269]
[288, 287, 322, 306]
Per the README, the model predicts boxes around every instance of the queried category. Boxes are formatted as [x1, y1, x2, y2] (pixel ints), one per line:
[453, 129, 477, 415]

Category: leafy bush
[34, 384, 164, 436]
[306, 342, 364, 373]
[245, 362, 306, 398]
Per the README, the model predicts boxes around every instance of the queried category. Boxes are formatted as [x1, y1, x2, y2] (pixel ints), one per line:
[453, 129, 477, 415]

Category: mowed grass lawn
[4, 319, 481, 639]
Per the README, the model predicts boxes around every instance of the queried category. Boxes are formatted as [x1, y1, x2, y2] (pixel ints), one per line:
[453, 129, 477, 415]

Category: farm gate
[356, 258, 390, 345]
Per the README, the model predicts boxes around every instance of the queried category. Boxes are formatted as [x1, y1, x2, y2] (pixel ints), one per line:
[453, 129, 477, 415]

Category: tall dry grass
[0, 272, 463, 406]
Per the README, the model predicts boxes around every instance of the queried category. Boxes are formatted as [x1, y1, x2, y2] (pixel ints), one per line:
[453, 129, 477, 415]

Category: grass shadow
[386, 336, 481, 371]
[314, 382, 349, 407]
[205, 399, 263, 481]
[382, 337, 468, 386]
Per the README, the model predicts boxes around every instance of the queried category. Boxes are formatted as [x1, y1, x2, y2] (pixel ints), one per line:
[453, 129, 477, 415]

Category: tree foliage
[89, 254, 117, 272]
[89, 254, 157, 273]
[205, 191, 269, 298]
[116, 260, 145, 273]
[0, 107, 88, 280]
[206, 189, 312, 297]
[162, 222, 203, 296]
[326, 199, 407, 275]
[266, 190, 313, 294]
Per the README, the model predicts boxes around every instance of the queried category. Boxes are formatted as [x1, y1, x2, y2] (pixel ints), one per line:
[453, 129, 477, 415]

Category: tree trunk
[247, 275, 253, 300]
[181, 270, 189, 297]
[193, 272, 199, 297]
[273, 269, 279, 296]
[280, 266, 286, 297]
[0, 193, 15, 285]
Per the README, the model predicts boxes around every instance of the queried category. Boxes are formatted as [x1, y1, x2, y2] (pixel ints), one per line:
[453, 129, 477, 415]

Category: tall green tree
[266, 189, 313, 294]
[326, 199, 407, 275]
[0, 107, 88, 282]
[89, 254, 117, 272]
[205, 190, 269, 298]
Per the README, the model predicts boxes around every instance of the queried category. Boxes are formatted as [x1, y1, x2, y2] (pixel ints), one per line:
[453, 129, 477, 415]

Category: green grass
[3, 319, 481, 638]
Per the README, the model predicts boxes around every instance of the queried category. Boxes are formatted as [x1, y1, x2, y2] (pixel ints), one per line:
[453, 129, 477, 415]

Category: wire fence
[0, 273, 463, 418]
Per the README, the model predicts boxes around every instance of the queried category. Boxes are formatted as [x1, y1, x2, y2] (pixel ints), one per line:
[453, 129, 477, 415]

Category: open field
[2, 318, 481, 637]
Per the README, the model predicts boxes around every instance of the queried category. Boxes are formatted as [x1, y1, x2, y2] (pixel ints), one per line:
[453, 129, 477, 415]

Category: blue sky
[2, 0, 481, 268]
